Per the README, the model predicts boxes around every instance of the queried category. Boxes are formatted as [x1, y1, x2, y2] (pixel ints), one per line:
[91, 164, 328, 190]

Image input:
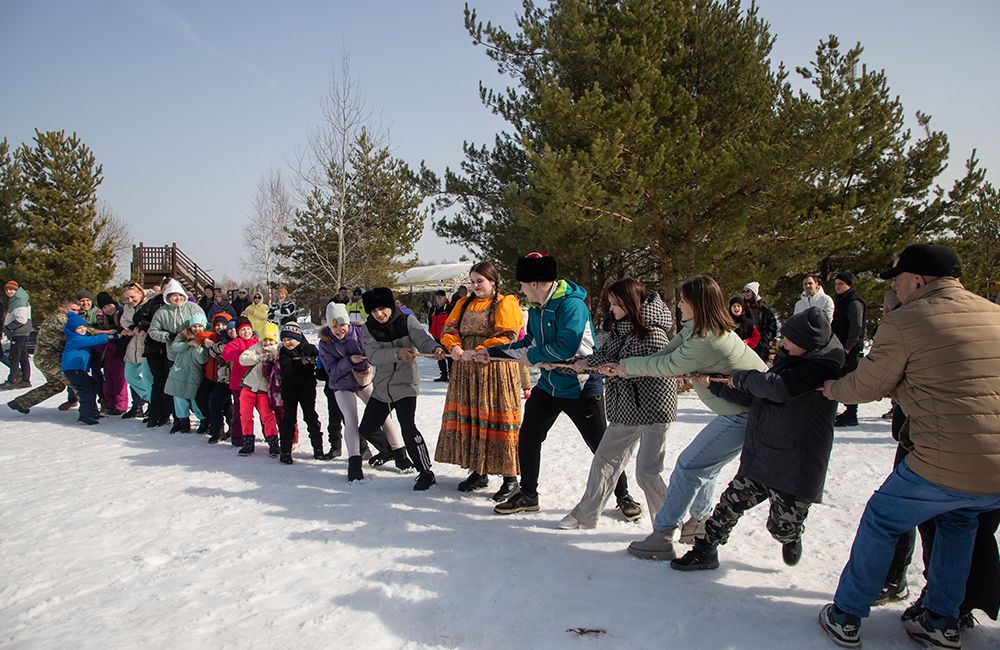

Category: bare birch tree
[242, 169, 293, 301]
[290, 52, 386, 288]
[96, 199, 133, 283]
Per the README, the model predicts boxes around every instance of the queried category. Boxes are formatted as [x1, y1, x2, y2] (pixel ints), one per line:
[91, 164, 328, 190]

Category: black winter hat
[879, 243, 962, 280]
[280, 322, 305, 342]
[96, 291, 115, 308]
[362, 287, 395, 314]
[835, 272, 854, 287]
[516, 252, 558, 282]
[781, 306, 831, 351]
[75, 290, 94, 302]
[235, 316, 253, 332]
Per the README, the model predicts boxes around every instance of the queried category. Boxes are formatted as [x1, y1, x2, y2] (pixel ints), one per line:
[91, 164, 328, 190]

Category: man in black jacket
[831, 272, 866, 426]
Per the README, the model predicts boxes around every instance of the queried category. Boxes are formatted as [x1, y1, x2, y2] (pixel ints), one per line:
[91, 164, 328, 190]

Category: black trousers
[146, 355, 170, 423]
[195, 378, 213, 423]
[358, 396, 431, 472]
[517, 389, 628, 499]
[6, 335, 31, 383]
[839, 348, 862, 417]
[207, 381, 232, 433]
[64, 369, 100, 420]
[279, 388, 322, 454]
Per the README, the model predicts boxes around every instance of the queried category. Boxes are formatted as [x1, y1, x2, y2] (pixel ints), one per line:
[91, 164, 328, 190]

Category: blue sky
[2, 0, 997, 282]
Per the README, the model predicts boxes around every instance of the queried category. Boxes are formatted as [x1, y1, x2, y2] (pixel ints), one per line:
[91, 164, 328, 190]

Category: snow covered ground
[1, 357, 997, 650]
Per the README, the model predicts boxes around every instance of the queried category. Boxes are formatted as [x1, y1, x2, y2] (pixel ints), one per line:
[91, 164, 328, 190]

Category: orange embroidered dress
[434, 294, 523, 476]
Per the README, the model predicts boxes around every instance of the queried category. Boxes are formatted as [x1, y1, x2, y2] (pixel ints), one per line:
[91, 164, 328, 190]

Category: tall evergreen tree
[3, 130, 111, 313]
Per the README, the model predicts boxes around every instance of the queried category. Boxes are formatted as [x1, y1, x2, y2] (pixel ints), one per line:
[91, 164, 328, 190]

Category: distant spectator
[741, 282, 777, 363]
[831, 272, 866, 427]
[793, 274, 835, 323]
[2, 280, 34, 389]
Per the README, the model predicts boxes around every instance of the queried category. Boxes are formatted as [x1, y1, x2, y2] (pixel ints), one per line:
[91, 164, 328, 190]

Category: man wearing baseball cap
[817, 244, 1000, 648]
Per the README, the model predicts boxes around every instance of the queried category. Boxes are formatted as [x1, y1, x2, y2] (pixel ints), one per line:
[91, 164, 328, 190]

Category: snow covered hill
[1, 358, 997, 649]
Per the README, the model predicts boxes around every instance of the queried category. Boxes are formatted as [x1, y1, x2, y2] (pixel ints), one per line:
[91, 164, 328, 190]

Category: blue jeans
[834, 460, 1000, 619]
[653, 412, 748, 531]
[124, 361, 153, 402]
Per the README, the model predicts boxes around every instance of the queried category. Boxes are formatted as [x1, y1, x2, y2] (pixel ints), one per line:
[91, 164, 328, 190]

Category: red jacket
[221, 337, 258, 390]
[428, 303, 450, 341]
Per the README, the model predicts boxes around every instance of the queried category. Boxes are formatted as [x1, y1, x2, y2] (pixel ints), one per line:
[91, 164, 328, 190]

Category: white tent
[394, 262, 470, 293]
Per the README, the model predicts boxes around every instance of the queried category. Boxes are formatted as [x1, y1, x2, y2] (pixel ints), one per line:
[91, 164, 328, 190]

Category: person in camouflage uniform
[7, 296, 81, 414]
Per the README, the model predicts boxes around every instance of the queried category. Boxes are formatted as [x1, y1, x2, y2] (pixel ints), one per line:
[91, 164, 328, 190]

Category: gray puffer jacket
[362, 311, 442, 403]
[588, 292, 677, 425]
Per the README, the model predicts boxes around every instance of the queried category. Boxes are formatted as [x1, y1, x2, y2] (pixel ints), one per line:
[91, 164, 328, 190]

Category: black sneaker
[207, 429, 222, 444]
[818, 603, 861, 648]
[782, 539, 803, 566]
[494, 491, 539, 515]
[457, 472, 489, 492]
[433, 375, 449, 382]
[958, 611, 976, 630]
[8, 400, 29, 414]
[279, 452, 294, 465]
[670, 538, 719, 571]
[413, 471, 436, 491]
[874, 580, 909, 606]
[616, 494, 642, 522]
[902, 609, 961, 650]
[492, 477, 519, 502]
[196, 419, 210, 434]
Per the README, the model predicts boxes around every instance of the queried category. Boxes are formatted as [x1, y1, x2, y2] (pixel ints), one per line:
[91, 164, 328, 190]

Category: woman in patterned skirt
[435, 261, 524, 501]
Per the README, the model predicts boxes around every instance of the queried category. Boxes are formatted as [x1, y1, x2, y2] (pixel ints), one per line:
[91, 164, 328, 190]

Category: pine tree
[6, 130, 112, 313]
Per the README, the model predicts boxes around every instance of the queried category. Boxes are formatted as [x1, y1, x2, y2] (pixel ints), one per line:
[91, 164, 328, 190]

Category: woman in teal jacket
[599, 275, 766, 561]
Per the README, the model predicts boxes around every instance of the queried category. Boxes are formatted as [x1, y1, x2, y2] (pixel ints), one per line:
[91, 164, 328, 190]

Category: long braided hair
[451, 261, 511, 339]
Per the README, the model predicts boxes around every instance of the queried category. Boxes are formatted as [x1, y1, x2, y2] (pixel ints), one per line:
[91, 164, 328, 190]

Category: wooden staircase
[131, 243, 214, 295]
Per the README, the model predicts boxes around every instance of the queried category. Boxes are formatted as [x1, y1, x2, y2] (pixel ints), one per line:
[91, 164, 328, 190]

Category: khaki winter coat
[830, 277, 1000, 494]
[121, 289, 156, 364]
[239, 341, 278, 393]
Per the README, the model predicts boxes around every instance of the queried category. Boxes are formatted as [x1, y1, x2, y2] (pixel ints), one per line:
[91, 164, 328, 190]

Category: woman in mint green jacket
[598, 275, 766, 561]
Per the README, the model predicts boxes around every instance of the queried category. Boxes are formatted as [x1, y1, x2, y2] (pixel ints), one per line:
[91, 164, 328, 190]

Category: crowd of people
[2, 243, 998, 649]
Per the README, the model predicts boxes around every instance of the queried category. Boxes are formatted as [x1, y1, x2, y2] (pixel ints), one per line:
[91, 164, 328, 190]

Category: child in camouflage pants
[670, 307, 845, 571]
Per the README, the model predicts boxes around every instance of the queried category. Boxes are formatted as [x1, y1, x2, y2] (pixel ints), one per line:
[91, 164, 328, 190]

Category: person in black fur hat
[671, 307, 845, 572]
[357, 287, 446, 489]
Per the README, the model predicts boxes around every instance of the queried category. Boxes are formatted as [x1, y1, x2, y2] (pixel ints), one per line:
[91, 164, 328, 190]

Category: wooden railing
[131, 243, 214, 294]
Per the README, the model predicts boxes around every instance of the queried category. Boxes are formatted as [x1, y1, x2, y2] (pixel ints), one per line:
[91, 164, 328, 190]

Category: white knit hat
[326, 302, 350, 327]
[742, 282, 760, 299]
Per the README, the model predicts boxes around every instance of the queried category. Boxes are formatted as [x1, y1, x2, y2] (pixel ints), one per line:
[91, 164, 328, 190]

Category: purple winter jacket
[317, 324, 371, 392]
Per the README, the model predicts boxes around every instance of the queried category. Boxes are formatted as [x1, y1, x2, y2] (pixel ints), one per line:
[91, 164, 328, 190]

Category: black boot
[491, 476, 519, 502]
[207, 428, 222, 444]
[782, 539, 803, 566]
[121, 402, 144, 419]
[311, 436, 327, 460]
[393, 448, 414, 471]
[413, 470, 436, 491]
[325, 432, 342, 459]
[238, 435, 255, 456]
[279, 452, 294, 465]
[8, 399, 29, 415]
[197, 419, 210, 434]
[457, 472, 489, 492]
[169, 417, 190, 434]
[369, 450, 393, 467]
[670, 537, 720, 571]
[348, 455, 364, 482]
[220, 428, 231, 442]
[266, 436, 280, 458]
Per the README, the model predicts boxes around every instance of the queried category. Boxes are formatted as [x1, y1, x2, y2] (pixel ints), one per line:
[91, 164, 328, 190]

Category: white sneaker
[557, 514, 594, 530]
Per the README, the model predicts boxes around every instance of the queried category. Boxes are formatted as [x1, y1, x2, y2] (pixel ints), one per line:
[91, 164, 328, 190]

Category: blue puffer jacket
[62, 312, 115, 372]
[490, 279, 603, 398]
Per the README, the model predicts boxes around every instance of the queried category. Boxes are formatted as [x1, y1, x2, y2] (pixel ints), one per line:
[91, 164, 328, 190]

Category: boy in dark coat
[276, 322, 323, 464]
[671, 307, 845, 571]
